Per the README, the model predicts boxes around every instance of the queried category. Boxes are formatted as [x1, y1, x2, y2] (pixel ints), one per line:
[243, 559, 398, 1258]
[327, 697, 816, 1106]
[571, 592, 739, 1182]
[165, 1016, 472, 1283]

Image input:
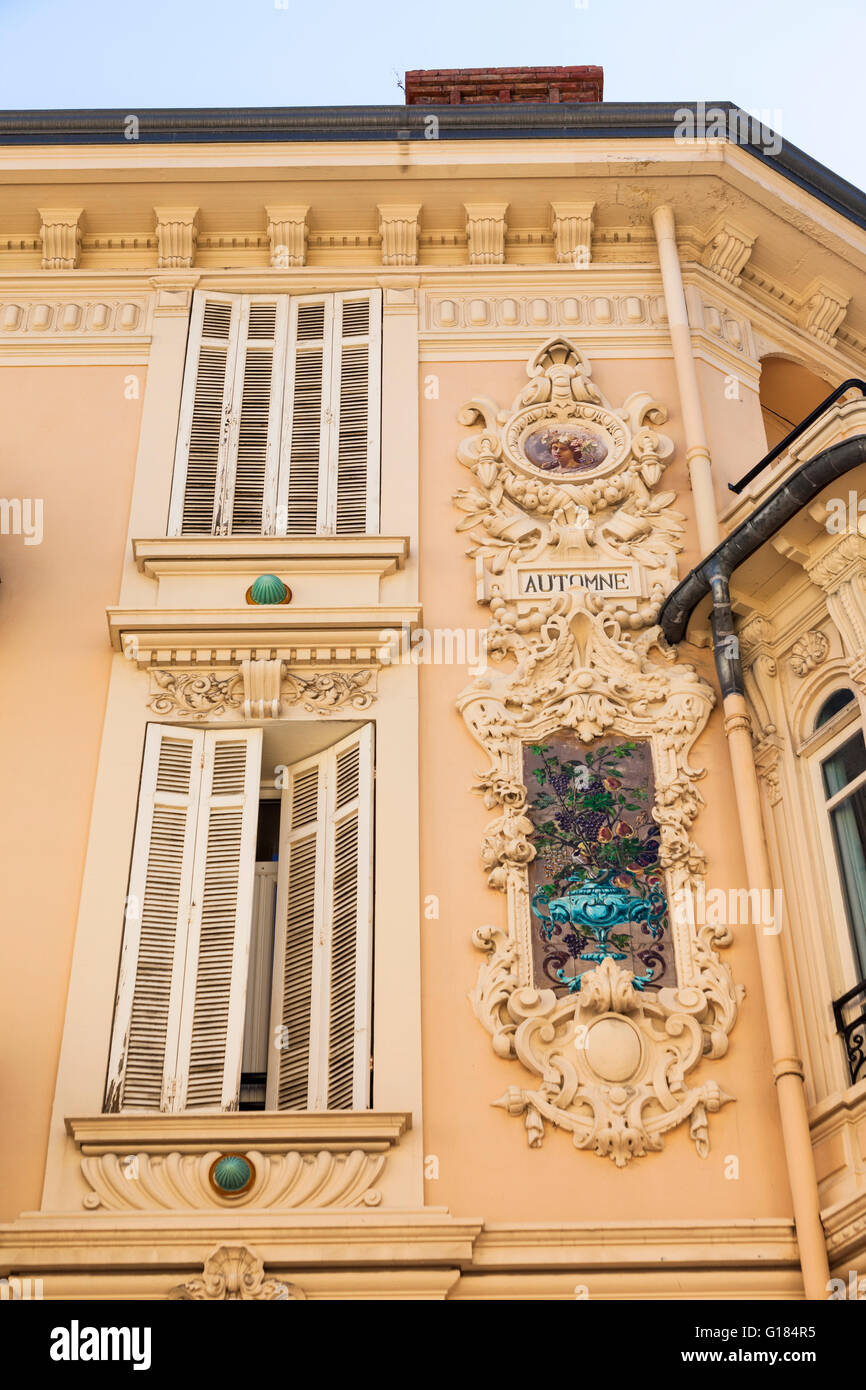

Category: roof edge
[0, 102, 863, 230]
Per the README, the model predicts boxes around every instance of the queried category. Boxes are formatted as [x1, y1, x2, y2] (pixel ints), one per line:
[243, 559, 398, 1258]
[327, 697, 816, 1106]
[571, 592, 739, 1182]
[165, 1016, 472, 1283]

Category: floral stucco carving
[788, 629, 829, 677]
[168, 1246, 303, 1301]
[148, 669, 243, 718]
[456, 341, 741, 1165]
[147, 664, 378, 719]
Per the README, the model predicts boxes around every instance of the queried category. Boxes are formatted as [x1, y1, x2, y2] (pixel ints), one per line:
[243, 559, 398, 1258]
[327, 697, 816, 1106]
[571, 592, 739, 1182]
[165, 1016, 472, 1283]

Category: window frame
[806, 694, 866, 994]
[168, 288, 382, 540]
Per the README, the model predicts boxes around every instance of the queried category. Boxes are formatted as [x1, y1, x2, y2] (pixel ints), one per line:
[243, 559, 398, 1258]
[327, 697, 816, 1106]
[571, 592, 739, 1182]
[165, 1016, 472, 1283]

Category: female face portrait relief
[524, 425, 608, 475]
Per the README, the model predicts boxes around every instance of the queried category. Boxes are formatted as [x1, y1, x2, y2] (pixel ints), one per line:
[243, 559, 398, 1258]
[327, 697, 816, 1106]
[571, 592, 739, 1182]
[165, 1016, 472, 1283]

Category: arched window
[758, 355, 831, 453]
[811, 689, 866, 1084]
[815, 688, 856, 730]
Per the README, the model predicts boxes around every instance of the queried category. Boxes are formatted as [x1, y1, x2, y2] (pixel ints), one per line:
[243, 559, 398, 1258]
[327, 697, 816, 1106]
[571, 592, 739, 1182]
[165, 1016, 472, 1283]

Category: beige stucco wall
[0, 365, 142, 1222]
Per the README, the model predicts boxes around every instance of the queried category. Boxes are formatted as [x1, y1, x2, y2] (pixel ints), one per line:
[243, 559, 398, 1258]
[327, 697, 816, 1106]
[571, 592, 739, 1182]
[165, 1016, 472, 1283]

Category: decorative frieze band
[0, 298, 147, 335]
[146, 659, 378, 719]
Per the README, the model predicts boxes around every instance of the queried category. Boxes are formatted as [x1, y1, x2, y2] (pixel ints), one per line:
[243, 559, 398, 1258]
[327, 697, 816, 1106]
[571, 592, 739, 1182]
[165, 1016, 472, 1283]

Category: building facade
[1, 70, 866, 1300]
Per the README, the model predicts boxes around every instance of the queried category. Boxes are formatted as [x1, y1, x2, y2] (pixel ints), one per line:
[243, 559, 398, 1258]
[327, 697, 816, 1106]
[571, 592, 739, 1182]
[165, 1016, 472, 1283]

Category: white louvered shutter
[175, 729, 263, 1110]
[328, 291, 381, 536]
[170, 293, 287, 536]
[105, 727, 203, 1111]
[267, 726, 374, 1110]
[278, 295, 332, 537]
[169, 294, 240, 536]
[105, 726, 262, 1113]
[223, 297, 287, 535]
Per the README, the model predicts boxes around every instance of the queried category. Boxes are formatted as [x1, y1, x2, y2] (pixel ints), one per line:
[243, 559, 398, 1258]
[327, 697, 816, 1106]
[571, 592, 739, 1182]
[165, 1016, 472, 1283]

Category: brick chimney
[404, 66, 603, 105]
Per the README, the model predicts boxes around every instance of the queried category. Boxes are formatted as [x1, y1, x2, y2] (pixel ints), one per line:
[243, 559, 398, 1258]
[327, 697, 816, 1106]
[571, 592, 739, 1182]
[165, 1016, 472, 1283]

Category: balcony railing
[833, 980, 866, 1086]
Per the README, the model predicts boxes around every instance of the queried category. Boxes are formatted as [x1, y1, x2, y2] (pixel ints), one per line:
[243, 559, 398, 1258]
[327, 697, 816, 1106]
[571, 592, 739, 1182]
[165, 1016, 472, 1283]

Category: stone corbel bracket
[67, 1112, 410, 1213]
[798, 280, 850, 346]
[378, 204, 422, 266]
[700, 218, 755, 285]
[154, 207, 199, 270]
[550, 202, 594, 266]
[265, 205, 309, 267]
[465, 203, 508, 265]
[38, 208, 84, 270]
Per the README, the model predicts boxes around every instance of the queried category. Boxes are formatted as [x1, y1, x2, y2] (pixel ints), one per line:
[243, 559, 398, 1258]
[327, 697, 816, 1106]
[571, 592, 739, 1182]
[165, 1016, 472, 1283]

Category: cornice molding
[132, 534, 409, 575]
[107, 604, 421, 656]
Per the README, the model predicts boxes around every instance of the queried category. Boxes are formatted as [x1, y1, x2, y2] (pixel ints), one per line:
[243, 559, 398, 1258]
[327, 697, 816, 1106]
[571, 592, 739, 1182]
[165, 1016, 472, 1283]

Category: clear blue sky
[1, 0, 862, 191]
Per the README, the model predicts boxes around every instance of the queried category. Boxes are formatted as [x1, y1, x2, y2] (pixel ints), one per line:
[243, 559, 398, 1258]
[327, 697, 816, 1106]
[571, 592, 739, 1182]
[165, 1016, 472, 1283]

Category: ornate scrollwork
[168, 1246, 303, 1301]
[148, 669, 243, 718]
[457, 341, 741, 1164]
[282, 668, 376, 714]
[454, 336, 684, 629]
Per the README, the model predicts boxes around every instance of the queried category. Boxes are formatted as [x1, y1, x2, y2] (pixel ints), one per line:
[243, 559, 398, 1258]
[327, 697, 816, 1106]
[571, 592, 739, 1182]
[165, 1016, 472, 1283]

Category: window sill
[66, 1112, 411, 1212]
[133, 534, 409, 577]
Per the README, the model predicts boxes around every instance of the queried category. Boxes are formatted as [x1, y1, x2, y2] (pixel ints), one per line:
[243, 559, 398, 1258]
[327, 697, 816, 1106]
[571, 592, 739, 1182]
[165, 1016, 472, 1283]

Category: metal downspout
[704, 557, 829, 1298]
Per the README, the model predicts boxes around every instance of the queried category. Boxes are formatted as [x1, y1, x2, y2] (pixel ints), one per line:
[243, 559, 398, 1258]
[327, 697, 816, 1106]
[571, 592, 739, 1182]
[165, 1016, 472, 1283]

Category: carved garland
[147, 664, 377, 720]
[456, 339, 741, 1166]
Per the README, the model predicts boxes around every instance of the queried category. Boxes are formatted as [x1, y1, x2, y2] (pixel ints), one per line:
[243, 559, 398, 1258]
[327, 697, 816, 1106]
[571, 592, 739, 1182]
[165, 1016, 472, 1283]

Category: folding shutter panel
[175, 729, 263, 1110]
[240, 861, 279, 1103]
[169, 293, 241, 536]
[267, 756, 326, 1109]
[105, 727, 203, 1112]
[223, 296, 288, 535]
[328, 291, 381, 536]
[324, 725, 374, 1109]
[267, 727, 374, 1111]
[277, 295, 333, 536]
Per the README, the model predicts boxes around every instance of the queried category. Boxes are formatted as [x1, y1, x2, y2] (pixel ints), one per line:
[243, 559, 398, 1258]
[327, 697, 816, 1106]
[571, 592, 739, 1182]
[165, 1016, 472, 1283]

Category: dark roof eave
[658, 434, 866, 645]
[0, 101, 864, 233]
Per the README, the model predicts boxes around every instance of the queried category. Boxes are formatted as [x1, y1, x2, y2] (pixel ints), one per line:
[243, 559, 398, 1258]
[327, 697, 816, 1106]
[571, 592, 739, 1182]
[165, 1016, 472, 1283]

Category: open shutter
[169, 293, 241, 536]
[223, 297, 288, 535]
[327, 291, 381, 536]
[105, 727, 203, 1111]
[278, 295, 333, 537]
[325, 726, 374, 1108]
[176, 729, 263, 1110]
[268, 755, 325, 1109]
[267, 726, 374, 1110]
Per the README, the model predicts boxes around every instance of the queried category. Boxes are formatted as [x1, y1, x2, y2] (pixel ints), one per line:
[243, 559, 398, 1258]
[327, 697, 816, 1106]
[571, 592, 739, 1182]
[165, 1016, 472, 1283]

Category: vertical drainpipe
[652, 205, 721, 555]
[708, 559, 830, 1300]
